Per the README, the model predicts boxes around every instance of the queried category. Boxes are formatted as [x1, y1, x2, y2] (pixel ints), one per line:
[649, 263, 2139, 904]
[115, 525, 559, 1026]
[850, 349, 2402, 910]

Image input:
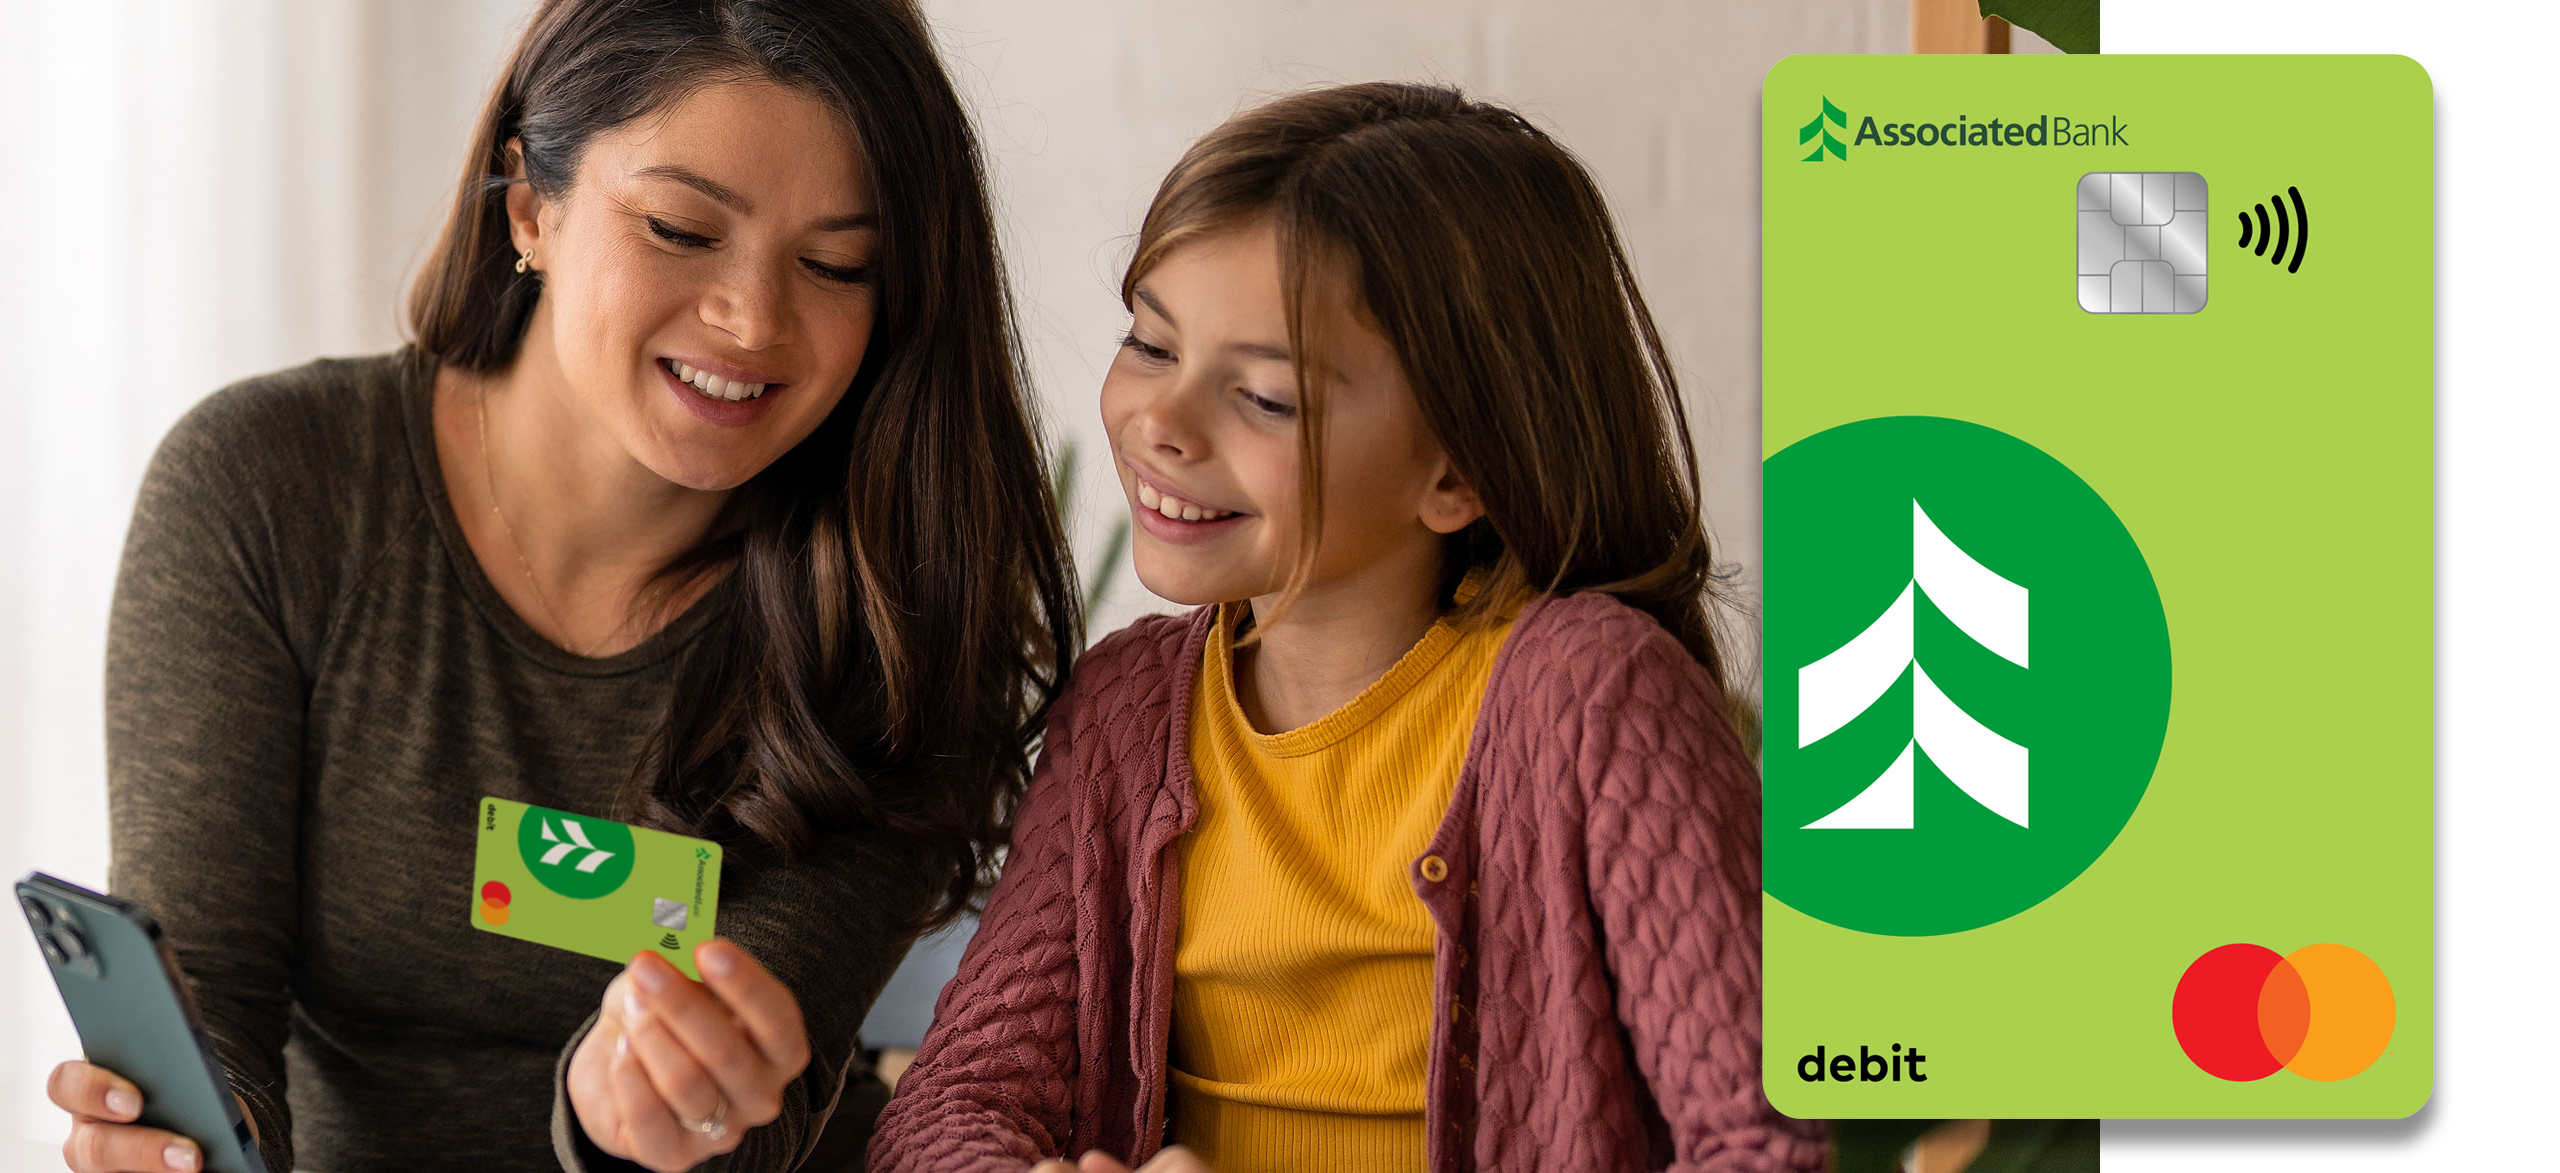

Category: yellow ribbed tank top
[1168, 598, 1515, 1172]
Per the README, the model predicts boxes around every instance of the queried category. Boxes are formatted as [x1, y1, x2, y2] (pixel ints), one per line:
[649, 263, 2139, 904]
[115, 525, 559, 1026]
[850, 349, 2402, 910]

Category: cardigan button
[1420, 855, 1449, 883]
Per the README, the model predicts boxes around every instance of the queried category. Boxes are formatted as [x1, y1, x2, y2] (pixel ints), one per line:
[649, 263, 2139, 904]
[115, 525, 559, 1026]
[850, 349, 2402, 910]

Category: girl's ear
[1419, 453, 1486, 536]
[502, 137, 548, 261]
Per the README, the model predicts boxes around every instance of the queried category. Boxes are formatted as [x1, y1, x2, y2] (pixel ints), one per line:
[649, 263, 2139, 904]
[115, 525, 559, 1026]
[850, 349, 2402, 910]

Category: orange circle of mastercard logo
[2171, 943, 2393, 1081]
[479, 880, 512, 926]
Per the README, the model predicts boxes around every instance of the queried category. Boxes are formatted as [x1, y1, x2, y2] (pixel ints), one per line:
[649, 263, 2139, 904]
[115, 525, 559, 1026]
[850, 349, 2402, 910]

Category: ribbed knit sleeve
[1563, 608, 1827, 1171]
[867, 636, 1106, 1173]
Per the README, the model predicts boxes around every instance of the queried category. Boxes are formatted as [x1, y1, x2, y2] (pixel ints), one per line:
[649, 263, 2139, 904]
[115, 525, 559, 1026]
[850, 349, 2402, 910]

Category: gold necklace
[475, 386, 590, 654]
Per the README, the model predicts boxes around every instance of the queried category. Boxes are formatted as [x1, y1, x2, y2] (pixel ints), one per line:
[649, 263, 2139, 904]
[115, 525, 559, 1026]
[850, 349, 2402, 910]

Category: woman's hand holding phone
[46, 1059, 254, 1173]
[568, 938, 810, 1172]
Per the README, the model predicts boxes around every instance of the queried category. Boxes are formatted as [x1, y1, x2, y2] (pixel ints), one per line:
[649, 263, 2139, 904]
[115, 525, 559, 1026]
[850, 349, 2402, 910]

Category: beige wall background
[931, 0, 1909, 649]
[0, 0, 1921, 1154]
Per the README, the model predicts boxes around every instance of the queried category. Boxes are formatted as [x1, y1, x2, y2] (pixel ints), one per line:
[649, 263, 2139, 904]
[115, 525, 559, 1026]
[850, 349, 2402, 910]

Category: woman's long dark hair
[1124, 82, 1752, 744]
[410, 0, 1080, 934]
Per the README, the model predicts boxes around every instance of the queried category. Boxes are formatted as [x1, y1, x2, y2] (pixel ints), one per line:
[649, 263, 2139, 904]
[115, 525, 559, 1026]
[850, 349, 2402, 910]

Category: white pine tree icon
[1799, 501, 2029, 830]
[539, 817, 619, 873]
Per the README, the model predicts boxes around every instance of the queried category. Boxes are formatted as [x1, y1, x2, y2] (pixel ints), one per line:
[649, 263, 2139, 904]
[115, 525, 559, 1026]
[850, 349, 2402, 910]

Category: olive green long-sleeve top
[105, 350, 921, 1172]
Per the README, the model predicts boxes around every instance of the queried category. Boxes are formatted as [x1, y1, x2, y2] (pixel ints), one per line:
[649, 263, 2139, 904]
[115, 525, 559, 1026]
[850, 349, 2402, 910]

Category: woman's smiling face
[1101, 221, 1475, 612]
[510, 78, 878, 491]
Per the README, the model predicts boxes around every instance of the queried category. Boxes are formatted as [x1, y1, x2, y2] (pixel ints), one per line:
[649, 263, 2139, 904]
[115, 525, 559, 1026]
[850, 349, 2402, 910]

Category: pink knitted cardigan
[869, 593, 1827, 1172]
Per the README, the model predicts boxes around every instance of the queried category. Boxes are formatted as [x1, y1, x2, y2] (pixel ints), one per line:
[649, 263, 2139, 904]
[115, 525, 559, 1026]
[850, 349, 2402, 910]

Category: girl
[872, 83, 1822, 1173]
[49, 2, 1075, 1171]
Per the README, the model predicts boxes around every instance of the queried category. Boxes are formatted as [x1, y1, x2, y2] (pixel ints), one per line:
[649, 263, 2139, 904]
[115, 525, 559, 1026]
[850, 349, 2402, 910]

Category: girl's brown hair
[410, 0, 1079, 934]
[1124, 81, 1750, 736]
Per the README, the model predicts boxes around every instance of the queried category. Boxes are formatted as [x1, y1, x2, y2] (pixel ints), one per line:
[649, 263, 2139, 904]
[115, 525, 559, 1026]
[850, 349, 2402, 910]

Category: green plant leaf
[1827, 1119, 1943, 1173]
[1085, 519, 1129, 614]
[1967, 1119, 2100, 1173]
[1050, 438, 1076, 518]
[1977, 0, 2099, 54]
[1047, 438, 1132, 631]
[1827, 1119, 2098, 1173]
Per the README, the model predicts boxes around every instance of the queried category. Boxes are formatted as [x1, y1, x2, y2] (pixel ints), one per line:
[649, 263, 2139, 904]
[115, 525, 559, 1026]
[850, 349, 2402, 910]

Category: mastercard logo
[479, 880, 512, 927]
[2171, 942, 2394, 1082]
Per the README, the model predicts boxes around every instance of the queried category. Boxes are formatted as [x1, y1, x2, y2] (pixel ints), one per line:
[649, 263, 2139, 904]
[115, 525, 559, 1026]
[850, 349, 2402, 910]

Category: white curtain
[0, 1, 534, 1153]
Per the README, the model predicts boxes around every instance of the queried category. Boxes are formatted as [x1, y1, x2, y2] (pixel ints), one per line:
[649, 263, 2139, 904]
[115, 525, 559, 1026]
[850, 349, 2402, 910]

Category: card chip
[651, 899, 689, 931]
[2078, 172, 2208, 313]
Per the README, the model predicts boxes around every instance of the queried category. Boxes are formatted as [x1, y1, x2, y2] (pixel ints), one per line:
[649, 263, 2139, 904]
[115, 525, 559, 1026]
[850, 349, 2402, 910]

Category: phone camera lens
[18, 894, 49, 929]
[52, 922, 90, 961]
[36, 932, 68, 966]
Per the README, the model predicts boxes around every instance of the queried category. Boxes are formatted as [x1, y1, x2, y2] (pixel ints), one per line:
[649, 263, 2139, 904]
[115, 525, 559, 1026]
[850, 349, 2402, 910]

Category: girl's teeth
[1134, 478, 1234, 522]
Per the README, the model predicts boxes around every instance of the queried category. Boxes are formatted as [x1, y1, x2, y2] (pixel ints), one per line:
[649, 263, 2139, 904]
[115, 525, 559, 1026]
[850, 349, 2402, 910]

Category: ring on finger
[677, 1092, 728, 1141]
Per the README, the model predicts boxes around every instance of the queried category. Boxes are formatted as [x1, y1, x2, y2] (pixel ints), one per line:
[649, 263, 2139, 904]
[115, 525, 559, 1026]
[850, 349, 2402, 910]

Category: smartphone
[16, 871, 269, 1173]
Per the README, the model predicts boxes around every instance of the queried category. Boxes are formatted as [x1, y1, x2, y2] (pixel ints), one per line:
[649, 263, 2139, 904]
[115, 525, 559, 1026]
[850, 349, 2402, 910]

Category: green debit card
[472, 797, 724, 980]
[1761, 54, 2431, 1119]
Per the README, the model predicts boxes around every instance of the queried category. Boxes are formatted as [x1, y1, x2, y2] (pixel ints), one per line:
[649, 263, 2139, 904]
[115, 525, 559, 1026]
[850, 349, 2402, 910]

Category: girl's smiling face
[510, 79, 879, 491]
[1101, 222, 1481, 613]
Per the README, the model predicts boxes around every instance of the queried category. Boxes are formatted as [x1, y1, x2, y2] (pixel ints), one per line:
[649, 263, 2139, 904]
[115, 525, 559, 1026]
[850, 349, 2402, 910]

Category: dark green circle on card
[516, 805, 637, 900]
[1765, 416, 2171, 936]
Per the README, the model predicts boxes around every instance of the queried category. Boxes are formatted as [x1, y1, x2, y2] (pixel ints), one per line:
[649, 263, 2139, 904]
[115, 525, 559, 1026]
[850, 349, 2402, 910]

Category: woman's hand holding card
[568, 938, 811, 1172]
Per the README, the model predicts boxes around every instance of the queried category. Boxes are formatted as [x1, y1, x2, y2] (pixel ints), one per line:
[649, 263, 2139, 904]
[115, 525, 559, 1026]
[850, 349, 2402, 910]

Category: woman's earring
[514, 248, 535, 275]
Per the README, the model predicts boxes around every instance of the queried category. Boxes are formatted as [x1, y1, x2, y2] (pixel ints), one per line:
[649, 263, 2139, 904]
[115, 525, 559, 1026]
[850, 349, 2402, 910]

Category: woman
[44, 1, 1076, 1170]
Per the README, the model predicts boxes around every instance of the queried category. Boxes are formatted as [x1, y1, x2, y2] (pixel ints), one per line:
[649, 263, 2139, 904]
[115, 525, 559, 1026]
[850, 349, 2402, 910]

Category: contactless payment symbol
[1765, 417, 2171, 936]
[516, 806, 636, 899]
[2235, 186, 2312, 273]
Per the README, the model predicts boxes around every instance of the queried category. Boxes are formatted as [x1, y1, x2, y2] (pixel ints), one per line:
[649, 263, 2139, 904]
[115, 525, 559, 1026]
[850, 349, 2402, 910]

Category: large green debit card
[1761, 55, 2430, 1118]
[471, 797, 724, 980]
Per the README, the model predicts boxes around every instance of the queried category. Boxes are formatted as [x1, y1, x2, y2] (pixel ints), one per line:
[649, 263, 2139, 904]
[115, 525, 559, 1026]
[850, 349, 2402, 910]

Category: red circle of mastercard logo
[2171, 943, 2394, 1081]
[479, 881, 513, 926]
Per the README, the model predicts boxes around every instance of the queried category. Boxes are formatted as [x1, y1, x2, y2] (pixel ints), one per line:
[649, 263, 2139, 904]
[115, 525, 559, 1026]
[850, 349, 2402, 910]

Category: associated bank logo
[1800, 96, 1849, 161]
[517, 806, 635, 900]
[1765, 417, 2171, 936]
[1782, 95, 2128, 162]
[1798, 501, 2027, 830]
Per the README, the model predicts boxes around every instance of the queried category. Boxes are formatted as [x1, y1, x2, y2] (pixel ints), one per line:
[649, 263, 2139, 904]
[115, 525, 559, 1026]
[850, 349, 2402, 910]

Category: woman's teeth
[669, 360, 767, 402]
[1135, 480, 1235, 522]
